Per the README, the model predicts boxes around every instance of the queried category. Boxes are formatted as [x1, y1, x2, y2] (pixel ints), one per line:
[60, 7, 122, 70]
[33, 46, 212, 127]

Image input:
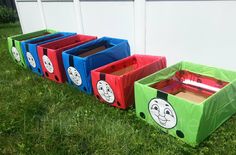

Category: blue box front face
[21, 32, 76, 76]
[62, 37, 131, 94]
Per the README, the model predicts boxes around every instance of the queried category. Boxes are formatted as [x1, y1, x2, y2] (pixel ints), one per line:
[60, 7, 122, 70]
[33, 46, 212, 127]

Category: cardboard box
[62, 37, 131, 94]
[7, 29, 56, 68]
[37, 34, 97, 83]
[135, 61, 236, 146]
[91, 54, 167, 109]
[21, 32, 76, 76]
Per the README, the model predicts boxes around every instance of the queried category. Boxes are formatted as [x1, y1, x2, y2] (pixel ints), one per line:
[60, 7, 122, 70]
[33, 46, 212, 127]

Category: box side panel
[182, 61, 236, 82]
[21, 41, 42, 75]
[137, 62, 182, 86]
[92, 72, 121, 108]
[135, 66, 203, 146]
[8, 37, 16, 64]
[85, 40, 131, 73]
[63, 55, 91, 94]
[62, 52, 71, 84]
[121, 57, 167, 107]
[42, 49, 64, 82]
[197, 81, 236, 143]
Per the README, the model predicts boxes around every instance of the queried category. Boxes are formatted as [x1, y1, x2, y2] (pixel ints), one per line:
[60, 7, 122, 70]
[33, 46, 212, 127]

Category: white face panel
[26, 52, 36, 68]
[67, 66, 82, 86]
[12, 47, 21, 62]
[149, 98, 177, 129]
[97, 80, 115, 104]
[42, 55, 53, 73]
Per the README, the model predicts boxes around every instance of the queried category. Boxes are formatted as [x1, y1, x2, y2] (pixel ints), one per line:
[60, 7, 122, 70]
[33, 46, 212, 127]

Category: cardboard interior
[17, 32, 51, 41]
[77, 46, 107, 57]
[150, 70, 228, 104]
[29, 34, 63, 44]
[175, 89, 208, 104]
[48, 38, 81, 50]
[100, 56, 148, 76]
[110, 65, 136, 76]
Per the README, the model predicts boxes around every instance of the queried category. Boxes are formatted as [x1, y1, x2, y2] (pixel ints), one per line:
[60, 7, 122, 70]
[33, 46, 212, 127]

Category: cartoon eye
[164, 108, 173, 117]
[106, 86, 111, 92]
[151, 104, 159, 111]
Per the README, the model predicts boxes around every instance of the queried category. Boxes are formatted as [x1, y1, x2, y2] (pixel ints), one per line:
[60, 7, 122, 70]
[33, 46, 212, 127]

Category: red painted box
[37, 34, 97, 83]
[91, 54, 167, 109]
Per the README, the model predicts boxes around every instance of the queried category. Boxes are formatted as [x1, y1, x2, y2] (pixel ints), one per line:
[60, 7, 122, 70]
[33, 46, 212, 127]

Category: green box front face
[135, 62, 236, 146]
[7, 29, 56, 68]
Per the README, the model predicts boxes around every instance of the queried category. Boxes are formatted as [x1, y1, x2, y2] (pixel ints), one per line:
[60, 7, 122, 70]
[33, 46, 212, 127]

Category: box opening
[102, 57, 138, 76]
[150, 70, 228, 104]
[99, 55, 159, 76]
[73, 41, 114, 57]
[46, 37, 82, 50]
[29, 34, 63, 44]
[17, 32, 51, 41]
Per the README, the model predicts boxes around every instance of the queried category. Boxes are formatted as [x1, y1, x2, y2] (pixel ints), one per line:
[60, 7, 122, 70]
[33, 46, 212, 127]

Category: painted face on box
[97, 80, 115, 104]
[68, 66, 82, 86]
[149, 98, 177, 129]
[42, 55, 53, 73]
[12, 47, 21, 62]
[26, 52, 36, 68]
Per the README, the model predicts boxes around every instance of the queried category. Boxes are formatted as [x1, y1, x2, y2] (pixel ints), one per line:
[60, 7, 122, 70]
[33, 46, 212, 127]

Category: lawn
[0, 23, 236, 154]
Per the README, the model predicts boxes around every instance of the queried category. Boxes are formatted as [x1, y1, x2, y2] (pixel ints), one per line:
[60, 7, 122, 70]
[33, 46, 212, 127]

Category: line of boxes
[7, 29, 56, 68]
[91, 54, 166, 109]
[8, 29, 236, 146]
[62, 37, 130, 94]
[135, 62, 236, 146]
[21, 32, 76, 76]
[37, 34, 97, 83]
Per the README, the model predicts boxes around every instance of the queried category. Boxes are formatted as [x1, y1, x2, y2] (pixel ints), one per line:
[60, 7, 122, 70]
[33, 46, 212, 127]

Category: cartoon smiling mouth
[104, 93, 111, 100]
[154, 114, 168, 125]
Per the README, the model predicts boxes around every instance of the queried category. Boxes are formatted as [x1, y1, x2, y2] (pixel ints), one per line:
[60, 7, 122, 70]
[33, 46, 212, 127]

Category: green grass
[1, 23, 236, 154]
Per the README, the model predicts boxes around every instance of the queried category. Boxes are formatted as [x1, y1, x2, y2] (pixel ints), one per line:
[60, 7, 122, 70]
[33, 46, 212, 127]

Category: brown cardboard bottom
[110, 65, 136, 76]
[78, 46, 106, 57]
[174, 90, 207, 103]
[150, 70, 229, 104]
[18, 32, 51, 41]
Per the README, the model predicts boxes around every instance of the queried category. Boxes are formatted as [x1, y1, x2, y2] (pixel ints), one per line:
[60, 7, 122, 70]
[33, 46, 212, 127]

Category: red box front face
[37, 35, 97, 83]
[91, 54, 167, 109]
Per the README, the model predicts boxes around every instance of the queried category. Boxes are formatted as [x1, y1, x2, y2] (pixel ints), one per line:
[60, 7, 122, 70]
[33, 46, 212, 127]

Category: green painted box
[7, 29, 56, 68]
[135, 61, 236, 146]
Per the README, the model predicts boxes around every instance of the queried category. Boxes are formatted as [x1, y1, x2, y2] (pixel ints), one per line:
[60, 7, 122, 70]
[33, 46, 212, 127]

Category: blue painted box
[62, 37, 130, 94]
[21, 32, 76, 76]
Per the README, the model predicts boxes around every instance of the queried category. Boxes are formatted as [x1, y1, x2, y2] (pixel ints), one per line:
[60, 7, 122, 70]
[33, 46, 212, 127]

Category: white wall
[41, 1, 78, 32]
[146, 1, 236, 70]
[16, 1, 45, 32]
[80, 1, 135, 50]
[15, 0, 236, 71]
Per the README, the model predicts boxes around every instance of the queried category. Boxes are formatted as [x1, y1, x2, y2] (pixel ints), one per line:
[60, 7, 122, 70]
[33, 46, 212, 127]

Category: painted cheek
[151, 109, 159, 116]
[165, 114, 175, 121]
